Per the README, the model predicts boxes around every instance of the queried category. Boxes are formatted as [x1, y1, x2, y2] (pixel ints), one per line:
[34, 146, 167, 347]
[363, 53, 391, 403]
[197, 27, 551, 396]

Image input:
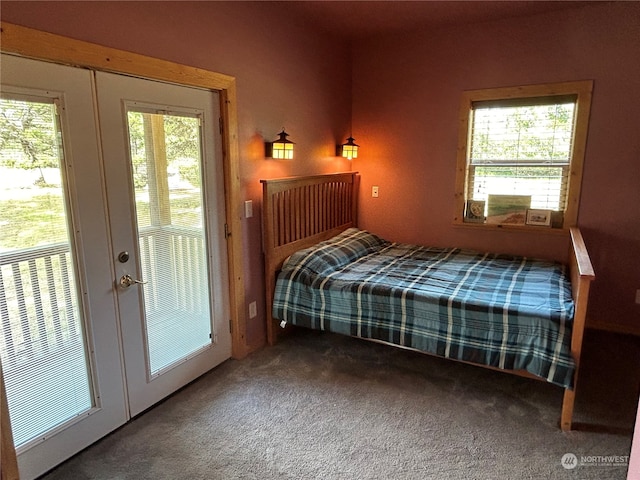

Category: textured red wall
[352, 2, 640, 332]
[1, 1, 354, 347]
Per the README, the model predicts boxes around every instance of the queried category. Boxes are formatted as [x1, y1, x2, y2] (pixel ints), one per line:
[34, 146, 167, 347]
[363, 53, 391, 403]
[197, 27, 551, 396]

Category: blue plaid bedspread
[273, 228, 575, 388]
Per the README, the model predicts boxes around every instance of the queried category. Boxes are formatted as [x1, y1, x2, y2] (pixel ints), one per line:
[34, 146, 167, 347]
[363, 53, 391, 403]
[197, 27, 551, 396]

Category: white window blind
[467, 96, 577, 213]
[127, 110, 213, 376]
[0, 96, 93, 448]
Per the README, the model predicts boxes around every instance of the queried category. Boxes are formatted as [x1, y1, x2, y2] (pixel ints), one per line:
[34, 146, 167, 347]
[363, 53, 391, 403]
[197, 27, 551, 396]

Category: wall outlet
[249, 301, 257, 318]
[636, 289, 640, 305]
[372, 186, 379, 198]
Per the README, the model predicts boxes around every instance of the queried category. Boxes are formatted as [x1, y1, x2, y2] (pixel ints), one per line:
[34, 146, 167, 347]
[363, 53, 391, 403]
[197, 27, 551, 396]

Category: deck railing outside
[0, 226, 207, 371]
[138, 225, 208, 320]
[0, 242, 79, 370]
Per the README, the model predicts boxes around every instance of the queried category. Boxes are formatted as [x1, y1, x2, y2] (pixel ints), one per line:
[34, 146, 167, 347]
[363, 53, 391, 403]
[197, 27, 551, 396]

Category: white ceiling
[283, 1, 601, 40]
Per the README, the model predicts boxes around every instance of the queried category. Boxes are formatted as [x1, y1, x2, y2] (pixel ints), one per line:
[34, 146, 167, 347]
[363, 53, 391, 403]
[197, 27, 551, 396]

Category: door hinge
[229, 319, 232, 334]
[224, 223, 231, 239]
[219, 117, 224, 135]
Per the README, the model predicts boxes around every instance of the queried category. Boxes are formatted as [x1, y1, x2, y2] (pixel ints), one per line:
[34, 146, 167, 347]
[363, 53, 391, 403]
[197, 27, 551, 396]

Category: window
[454, 81, 593, 230]
[1, 95, 92, 447]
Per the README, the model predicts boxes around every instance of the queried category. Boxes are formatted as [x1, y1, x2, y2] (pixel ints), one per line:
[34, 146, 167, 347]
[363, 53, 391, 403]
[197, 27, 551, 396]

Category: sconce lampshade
[339, 136, 359, 160]
[266, 129, 295, 159]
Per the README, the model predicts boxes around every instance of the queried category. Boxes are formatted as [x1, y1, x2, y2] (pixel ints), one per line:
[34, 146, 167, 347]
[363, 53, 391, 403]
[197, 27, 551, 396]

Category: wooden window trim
[453, 80, 593, 233]
[0, 21, 251, 359]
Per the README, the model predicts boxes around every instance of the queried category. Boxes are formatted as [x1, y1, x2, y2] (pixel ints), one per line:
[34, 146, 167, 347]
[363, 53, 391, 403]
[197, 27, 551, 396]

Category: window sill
[452, 220, 570, 236]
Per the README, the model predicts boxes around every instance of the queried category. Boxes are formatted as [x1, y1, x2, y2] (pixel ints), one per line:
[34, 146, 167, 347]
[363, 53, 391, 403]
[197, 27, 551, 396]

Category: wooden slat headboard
[261, 172, 360, 344]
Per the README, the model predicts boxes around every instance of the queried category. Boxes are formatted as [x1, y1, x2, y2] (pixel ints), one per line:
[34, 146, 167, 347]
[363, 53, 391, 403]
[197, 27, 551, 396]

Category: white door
[95, 72, 231, 417]
[1, 56, 231, 479]
[1, 55, 127, 480]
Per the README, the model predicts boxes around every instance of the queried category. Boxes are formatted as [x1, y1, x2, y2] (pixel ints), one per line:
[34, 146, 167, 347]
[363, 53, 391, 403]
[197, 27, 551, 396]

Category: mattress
[273, 228, 575, 388]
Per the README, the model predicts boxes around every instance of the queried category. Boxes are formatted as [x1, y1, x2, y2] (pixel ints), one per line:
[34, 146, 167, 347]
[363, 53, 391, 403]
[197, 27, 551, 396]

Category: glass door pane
[0, 96, 92, 447]
[96, 70, 229, 418]
[126, 110, 212, 375]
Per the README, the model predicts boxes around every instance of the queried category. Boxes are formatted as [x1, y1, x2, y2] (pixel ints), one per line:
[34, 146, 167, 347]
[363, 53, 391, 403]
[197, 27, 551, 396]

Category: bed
[261, 172, 595, 431]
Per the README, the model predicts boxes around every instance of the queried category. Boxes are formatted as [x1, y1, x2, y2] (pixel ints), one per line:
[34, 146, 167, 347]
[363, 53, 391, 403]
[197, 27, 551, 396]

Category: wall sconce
[265, 129, 295, 159]
[336, 136, 359, 160]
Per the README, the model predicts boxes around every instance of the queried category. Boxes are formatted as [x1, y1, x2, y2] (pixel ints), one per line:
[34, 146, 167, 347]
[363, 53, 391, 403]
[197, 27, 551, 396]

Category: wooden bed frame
[261, 172, 595, 431]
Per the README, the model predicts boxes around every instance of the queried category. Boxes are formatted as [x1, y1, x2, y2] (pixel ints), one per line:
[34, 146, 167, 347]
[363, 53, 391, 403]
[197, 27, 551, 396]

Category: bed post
[561, 227, 595, 431]
[262, 179, 277, 346]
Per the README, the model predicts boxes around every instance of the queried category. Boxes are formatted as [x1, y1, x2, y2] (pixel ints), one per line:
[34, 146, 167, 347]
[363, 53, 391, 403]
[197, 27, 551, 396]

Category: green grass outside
[0, 190, 203, 252]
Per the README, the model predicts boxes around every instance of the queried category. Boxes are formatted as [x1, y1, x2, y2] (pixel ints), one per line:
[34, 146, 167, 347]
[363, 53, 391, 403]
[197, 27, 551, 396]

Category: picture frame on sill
[526, 209, 552, 227]
[464, 200, 485, 223]
[486, 194, 531, 225]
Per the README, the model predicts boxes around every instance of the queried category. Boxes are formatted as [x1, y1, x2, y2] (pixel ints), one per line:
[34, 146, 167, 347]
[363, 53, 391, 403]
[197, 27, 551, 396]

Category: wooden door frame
[0, 22, 249, 361]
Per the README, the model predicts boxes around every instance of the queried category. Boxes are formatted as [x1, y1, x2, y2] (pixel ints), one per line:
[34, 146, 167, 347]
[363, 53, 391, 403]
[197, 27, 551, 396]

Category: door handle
[119, 274, 147, 288]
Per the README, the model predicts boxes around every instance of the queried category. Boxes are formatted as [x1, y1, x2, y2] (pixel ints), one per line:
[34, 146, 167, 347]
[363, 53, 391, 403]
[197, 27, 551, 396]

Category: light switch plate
[245, 200, 253, 218]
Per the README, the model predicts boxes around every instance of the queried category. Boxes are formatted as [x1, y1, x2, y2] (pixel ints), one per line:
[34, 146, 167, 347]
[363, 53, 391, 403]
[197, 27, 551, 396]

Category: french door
[0, 55, 230, 479]
[96, 71, 231, 417]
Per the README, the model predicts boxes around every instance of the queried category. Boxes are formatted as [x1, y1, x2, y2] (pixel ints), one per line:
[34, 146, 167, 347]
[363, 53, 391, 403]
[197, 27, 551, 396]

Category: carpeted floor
[41, 328, 639, 480]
